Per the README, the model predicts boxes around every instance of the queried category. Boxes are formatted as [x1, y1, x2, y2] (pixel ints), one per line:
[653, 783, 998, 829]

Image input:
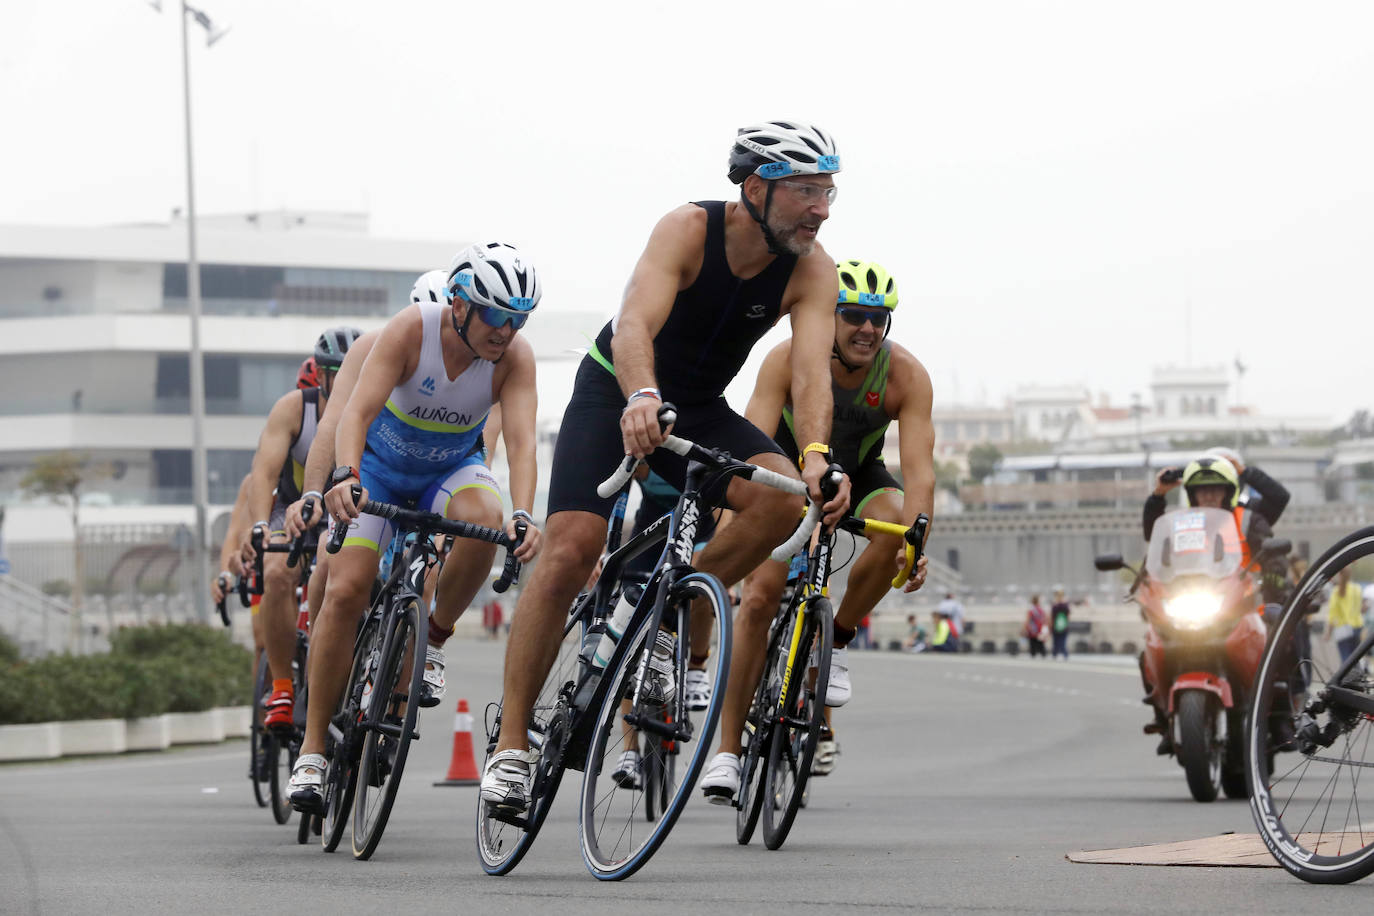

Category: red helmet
[296, 356, 320, 390]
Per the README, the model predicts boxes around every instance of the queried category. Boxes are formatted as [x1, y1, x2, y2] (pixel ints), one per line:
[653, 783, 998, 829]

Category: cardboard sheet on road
[1069, 833, 1280, 867]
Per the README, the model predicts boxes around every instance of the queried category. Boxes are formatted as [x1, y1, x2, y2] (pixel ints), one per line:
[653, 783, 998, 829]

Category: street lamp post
[169, 1, 229, 623]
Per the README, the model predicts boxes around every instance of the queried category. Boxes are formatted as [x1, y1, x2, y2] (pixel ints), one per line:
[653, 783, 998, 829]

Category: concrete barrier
[0, 723, 61, 761]
[167, 710, 226, 745]
[126, 714, 172, 751]
[59, 718, 128, 756]
[219, 706, 252, 738]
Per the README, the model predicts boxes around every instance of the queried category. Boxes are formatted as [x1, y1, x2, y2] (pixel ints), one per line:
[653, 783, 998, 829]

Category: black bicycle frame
[560, 457, 742, 765]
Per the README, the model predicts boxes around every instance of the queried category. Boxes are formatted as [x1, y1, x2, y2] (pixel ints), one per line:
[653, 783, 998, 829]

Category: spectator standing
[937, 592, 964, 651]
[1023, 594, 1048, 659]
[855, 613, 873, 650]
[1049, 587, 1071, 660]
[930, 611, 956, 653]
[1325, 568, 1363, 663]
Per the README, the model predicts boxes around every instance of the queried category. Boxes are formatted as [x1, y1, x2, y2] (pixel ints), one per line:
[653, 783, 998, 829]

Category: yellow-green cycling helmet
[1181, 455, 1240, 508]
[836, 259, 899, 309]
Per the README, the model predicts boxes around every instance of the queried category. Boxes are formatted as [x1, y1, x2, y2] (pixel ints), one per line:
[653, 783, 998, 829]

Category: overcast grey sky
[2, 0, 1370, 424]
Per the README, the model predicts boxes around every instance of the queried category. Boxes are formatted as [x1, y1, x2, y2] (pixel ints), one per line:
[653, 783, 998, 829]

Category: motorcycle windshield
[1145, 508, 1243, 585]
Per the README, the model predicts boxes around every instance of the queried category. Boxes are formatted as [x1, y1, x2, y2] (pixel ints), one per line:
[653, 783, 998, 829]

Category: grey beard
[766, 216, 815, 257]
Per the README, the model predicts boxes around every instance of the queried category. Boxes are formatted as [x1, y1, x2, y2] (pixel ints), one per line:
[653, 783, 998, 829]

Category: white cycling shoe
[288, 753, 327, 813]
[684, 668, 712, 711]
[420, 644, 445, 708]
[700, 752, 741, 805]
[480, 748, 537, 814]
[824, 647, 852, 707]
[612, 749, 641, 789]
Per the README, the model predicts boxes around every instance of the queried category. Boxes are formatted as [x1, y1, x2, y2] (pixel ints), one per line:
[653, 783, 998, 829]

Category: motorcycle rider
[1202, 445, 1290, 527]
[1140, 455, 1276, 753]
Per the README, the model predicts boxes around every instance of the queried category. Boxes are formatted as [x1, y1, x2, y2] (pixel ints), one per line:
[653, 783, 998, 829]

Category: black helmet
[313, 326, 362, 369]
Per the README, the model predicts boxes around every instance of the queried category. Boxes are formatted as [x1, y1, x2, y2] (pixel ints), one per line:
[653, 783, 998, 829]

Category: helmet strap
[831, 342, 861, 373]
[740, 181, 788, 256]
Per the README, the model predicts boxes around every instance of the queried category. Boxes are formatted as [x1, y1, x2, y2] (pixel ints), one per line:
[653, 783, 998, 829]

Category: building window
[1207, 396, 1217, 415]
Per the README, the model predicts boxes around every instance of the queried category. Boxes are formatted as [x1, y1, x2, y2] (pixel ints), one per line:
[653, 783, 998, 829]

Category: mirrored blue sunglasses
[472, 304, 529, 330]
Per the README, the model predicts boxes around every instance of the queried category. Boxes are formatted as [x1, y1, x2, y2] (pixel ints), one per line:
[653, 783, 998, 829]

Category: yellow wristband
[799, 442, 830, 470]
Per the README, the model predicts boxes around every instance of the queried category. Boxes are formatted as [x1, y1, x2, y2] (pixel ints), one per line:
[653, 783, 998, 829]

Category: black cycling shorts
[547, 356, 785, 519]
[850, 459, 903, 516]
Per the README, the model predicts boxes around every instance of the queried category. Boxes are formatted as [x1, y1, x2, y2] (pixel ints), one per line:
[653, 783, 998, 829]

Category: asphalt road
[4, 642, 1373, 914]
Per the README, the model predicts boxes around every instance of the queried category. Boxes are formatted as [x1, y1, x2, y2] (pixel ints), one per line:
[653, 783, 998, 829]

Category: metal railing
[0, 575, 73, 658]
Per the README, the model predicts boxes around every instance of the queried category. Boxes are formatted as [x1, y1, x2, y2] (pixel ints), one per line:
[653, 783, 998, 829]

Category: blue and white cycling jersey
[342, 301, 503, 553]
[361, 300, 495, 498]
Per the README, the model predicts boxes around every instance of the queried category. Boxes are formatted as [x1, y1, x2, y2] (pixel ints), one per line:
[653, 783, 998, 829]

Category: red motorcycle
[1097, 507, 1273, 802]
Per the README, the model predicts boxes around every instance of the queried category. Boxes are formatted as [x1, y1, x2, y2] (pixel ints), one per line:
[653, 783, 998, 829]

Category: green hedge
[0, 623, 253, 725]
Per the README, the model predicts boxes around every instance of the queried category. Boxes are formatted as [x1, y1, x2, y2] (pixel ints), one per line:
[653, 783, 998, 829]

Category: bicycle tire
[250, 654, 270, 808]
[353, 597, 426, 860]
[321, 612, 380, 853]
[267, 732, 296, 824]
[296, 809, 314, 845]
[737, 594, 794, 846]
[269, 631, 308, 825]
[580, 571, 731, 881]
[641, 713, 677, 822]
[762, 594, 832, 850]
[477, 602, 583, 876]
[1247, 525, 1374, 883]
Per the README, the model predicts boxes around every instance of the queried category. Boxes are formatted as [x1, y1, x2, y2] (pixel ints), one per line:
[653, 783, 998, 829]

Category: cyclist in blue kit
[289, 241, 543, 812]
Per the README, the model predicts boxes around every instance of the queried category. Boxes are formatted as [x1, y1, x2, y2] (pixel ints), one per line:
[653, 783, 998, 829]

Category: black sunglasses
[836, 306, 890, 329]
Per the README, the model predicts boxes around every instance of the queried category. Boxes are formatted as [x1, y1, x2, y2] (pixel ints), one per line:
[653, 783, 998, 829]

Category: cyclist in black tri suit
[243, 327, 360, 734]
[481, 121, 853, 813]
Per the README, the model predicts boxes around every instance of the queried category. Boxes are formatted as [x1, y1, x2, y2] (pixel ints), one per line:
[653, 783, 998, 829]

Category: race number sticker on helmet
[445, 241, 541, 314]
[836, 259, 899, 309]
[727, 121, 841, 184]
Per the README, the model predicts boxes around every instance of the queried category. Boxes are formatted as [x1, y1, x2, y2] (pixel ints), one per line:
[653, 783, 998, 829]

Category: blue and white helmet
[728, 121, 841, 184]
[410, 269, 450, 304]
[446, 242, 540, 314]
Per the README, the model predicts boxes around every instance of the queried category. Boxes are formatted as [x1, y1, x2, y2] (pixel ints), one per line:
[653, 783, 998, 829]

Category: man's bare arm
[334, 311, 418, 477]
[301, 330, 379, 497]
[613, 205, 705, 458]
[742, 341, 793, 440]
[245, 391, 302, 533]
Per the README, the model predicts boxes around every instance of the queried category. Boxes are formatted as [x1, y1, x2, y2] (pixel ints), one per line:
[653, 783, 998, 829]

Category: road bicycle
[312, 489, 524, 859]
[736, 472, 928, 850]
[477, 405, 815, 880]
[1246, 524, 1374, 883]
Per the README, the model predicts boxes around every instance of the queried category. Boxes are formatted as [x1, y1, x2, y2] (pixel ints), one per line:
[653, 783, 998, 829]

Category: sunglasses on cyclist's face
[470, 304, 529, 331]
[836, 307, 890, 330]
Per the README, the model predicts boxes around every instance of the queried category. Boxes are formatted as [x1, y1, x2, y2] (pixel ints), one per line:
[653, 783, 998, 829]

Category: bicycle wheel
[761, 594, 832, 850]
[267, 732, 296, 824]
[250, 654, 270, 808]
[641, 716, 677, 822]
[1248, 526, 1374, 883]
[321, 612, 380, 853]
[353, 597, 426, 860]
[296, 810, 316, 845]
[580, 571, 731, 881]
[477, 601, 583, 876]
[737, 595, 794, 846]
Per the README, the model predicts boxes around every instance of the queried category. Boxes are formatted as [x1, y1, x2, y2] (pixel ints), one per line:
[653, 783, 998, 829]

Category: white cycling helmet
[728, 120, 841, 184]
[410, 268, 450, 304]
[446, 241, 541, 314]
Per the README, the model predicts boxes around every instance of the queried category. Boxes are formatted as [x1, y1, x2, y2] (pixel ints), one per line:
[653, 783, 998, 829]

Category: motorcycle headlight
[1163, 592, 1225, 630]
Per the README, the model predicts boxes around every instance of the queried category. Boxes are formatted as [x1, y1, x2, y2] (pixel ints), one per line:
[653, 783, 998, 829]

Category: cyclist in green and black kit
[703, 259, 935, 797]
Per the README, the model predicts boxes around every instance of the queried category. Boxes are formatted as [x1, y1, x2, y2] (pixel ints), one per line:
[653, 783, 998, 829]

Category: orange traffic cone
[434, 698, 481, 786]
